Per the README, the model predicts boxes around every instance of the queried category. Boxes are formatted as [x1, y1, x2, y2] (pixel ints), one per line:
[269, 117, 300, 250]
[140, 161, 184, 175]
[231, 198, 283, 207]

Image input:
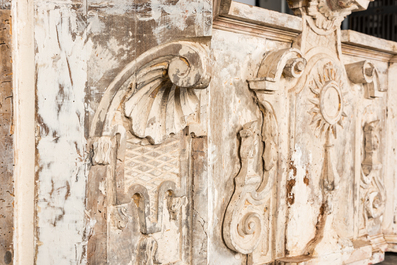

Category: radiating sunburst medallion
[308, 61, 347, 138]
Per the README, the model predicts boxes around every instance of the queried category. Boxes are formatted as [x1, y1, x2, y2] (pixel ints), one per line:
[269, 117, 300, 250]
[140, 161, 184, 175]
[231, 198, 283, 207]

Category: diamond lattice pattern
[124, 136, 181, 217]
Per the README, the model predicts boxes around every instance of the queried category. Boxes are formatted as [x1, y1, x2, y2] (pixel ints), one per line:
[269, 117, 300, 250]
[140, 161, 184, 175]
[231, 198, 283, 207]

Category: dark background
[235, 0, 397, 42]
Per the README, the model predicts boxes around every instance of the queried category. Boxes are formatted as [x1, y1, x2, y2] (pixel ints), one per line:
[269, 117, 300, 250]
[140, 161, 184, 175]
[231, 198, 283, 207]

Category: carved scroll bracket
[361, 121, 386, 223]
[358, 120, 387, 254]
[223, 122, 265, 254]
[223, 100, 279, 256]
[346, 60, 384, 99]
[248, 48, 307, 93]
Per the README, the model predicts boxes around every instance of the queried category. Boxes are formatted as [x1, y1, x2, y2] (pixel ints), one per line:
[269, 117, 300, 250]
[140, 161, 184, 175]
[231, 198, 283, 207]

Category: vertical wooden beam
[0, 6, 13, 265]
[12, 0, 35, 264]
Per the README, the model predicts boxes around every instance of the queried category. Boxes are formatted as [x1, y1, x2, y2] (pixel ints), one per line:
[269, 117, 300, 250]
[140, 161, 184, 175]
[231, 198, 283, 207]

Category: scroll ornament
[224, 48, 306, 256]
[345, 60, 384, 99]
[248, 48, 306, 92]
[223, 101, 278, 255]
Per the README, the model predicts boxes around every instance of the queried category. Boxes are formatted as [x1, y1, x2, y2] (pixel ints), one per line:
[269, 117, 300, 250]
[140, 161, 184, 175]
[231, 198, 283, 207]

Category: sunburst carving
[308, 62, 347, 138]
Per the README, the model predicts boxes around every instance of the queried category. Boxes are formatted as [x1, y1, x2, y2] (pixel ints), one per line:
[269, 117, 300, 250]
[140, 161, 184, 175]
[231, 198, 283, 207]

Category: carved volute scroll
[87, 40, 210, 264]
[346, 60, 384, 99]
[223, 112, 278, 255]
[248, 48, 307, 92]
[224, 47, 305, 263]
[223, 99, 280, 265]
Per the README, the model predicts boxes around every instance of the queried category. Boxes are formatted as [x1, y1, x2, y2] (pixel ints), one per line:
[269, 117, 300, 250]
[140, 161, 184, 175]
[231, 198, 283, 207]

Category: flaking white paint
[34, 3, 90, 264]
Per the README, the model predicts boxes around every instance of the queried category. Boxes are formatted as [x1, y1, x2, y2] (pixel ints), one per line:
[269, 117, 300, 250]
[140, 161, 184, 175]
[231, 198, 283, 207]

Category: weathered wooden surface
[0, 8, 13, 265]
[7, 0, 397, 264]
[33, 0, 211, 263]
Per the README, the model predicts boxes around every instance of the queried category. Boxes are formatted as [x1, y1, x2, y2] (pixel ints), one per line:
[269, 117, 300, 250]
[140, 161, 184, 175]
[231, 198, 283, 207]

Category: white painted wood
[12, 0, 35, 264]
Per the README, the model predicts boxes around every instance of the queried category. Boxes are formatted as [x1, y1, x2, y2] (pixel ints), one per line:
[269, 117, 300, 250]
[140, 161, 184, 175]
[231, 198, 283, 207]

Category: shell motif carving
[90, 41, 211, 144]
[124, 44, 210, 144]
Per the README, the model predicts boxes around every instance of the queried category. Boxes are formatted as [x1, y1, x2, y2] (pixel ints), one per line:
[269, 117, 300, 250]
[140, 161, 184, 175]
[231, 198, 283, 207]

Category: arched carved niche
[87, 40, 210, 265]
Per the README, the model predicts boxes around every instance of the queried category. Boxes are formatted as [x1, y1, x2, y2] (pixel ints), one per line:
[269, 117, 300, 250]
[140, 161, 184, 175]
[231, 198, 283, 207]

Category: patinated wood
[0, 7, 13, 265]
[6, 0, 397, 264]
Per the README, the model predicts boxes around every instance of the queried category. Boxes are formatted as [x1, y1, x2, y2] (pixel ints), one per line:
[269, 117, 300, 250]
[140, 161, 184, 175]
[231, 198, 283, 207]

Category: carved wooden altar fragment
[83, 0, 397, 264]
[8, 0, 397, 264]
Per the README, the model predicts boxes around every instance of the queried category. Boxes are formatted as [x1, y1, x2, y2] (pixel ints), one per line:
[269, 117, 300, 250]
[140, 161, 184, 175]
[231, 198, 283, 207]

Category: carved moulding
[345, 60, 384, 99]
[87, 40, 210, 264]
